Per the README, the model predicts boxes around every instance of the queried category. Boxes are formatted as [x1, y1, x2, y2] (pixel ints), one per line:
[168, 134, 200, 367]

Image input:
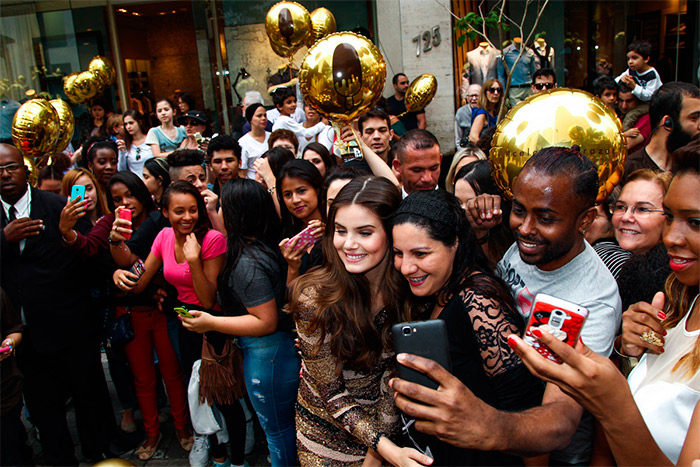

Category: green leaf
[457, 35, 466, 47]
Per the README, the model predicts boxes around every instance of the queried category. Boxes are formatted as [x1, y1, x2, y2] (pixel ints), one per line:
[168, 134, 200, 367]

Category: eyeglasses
[533, 82, 555, 91]
[487, 87, 502, 94]
[467, 94, 479, 99]
[610, 203, 664, 217]
[0, 163, 23, 174]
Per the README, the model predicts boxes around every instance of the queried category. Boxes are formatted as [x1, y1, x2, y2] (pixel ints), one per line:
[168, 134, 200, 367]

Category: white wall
[375, 0, 456, 153]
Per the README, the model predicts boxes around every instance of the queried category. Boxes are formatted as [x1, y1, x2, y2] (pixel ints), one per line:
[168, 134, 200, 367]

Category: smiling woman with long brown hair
[288, 176, 431, 467]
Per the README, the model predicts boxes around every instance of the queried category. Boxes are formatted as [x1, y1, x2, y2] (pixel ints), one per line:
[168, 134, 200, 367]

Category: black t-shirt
[401, 275, 544, 466]
[386, 96, 425, 131]
[127, 210, 170, 259]
[623, 147, 663, 182]
[219, 243, 293, 333]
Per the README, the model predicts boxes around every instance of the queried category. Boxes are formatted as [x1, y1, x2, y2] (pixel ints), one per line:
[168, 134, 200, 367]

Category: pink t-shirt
[151, 227, 226, 308]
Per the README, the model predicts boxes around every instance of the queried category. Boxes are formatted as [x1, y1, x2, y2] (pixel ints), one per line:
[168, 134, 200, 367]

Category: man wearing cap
[178, 110, 210, 153]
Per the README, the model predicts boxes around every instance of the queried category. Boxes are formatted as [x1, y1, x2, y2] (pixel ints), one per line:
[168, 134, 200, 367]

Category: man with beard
[624, 82, 700, 178]
[390, 146, 621, 465]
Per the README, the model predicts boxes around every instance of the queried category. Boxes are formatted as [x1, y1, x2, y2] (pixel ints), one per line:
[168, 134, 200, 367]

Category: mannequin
[465, 41, 499, 86]
[497, 36, 537, 107]
[532, 36, 555, 69]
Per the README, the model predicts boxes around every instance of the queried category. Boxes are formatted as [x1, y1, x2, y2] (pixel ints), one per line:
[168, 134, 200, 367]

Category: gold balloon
[404, 73, 437, 113]
[63, 72, 82, 104]
[11, 99, 60, 159]
[489, 88, 626, 203]
[74, 70, 102, 102]
[24, 156, 38, 186]
[93, 459, 136, 467]
[265, 2, 311, 59]
[89, 55, 116, 88]
[299, 32, 386, 124]
[306, 8, 336, 47]
[49, 99, 74, 154]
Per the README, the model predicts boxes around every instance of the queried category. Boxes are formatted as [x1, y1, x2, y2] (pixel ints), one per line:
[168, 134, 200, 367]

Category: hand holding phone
[129, 259, 146, 278]
[284, 226, 317, 252]
[392, 320, 451, 390]
[70, 184, 85, 202]
[523, 294, 589, 364]
[118, 208, 132, 240]
[174, 307, 195, 319]
[0, 345, 12, 354]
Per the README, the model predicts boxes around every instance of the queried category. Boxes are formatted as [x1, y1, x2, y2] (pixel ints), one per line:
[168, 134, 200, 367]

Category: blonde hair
[61, 168, 109, 218]
[623, 169, 672, 195]
[477, 79, 503, 112]
[445, 145, 487, 193]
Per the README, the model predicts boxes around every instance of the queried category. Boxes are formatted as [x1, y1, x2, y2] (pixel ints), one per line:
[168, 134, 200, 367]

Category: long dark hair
[143, 157, 171, 189]
[289, 176, 408, 373]
[392, 190, 520, 324]
[263, 147, 295, 179]
[123, 109, 150, 151]
[454, 160, 515, 261]
[302, 142, 336, 172]
[276, 159, 324, 237]
[218, 179, 283, 311]
[161, 181, 212, 243]
[107, 171, 157, 214]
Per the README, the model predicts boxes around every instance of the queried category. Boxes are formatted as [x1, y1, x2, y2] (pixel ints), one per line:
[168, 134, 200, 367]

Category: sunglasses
[135, 146, 141, 161]
[487, 87, 502, 94]
[184, 120, 201, 126]
[533, 82, 555, 90]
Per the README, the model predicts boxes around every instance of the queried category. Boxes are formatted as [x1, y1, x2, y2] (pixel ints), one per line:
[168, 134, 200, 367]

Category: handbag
[198, 334, 245, 406]
[108, 308, 134, 347]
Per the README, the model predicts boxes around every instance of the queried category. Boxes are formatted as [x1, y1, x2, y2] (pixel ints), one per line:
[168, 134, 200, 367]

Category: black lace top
[402, 274, 545, 466]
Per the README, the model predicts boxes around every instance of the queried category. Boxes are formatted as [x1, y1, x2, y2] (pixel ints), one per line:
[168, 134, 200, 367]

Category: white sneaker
[189, 434, 210, 467]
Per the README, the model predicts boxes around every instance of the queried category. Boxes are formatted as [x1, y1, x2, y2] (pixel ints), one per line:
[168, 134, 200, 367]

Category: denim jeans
[238, 331, 300, 467]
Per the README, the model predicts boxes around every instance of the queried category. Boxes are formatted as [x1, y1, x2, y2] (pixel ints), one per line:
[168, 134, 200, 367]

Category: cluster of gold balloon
[11, 97, 75, 185]
[265, 2, 437, 156]
[489, 88, 626, 203]
[63, 56, 116, 104]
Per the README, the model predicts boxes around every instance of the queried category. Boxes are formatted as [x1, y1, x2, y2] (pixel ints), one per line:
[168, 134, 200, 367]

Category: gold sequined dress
[294, 287, 400, 467]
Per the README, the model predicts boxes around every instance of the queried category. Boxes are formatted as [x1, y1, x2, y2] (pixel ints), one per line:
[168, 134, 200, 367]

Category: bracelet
[476, 230, 490, 245]
[267, 186, 276, 194]
[108, 234, 123, 245]
[62, 229, 77, 245]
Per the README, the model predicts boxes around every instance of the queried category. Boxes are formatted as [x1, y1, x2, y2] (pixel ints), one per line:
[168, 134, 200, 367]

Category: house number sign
[412, 26, 441, 57]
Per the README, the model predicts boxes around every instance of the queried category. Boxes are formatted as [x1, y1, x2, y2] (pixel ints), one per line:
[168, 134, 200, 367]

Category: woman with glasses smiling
[117, 110, 153, 177]
[469, 78, 504, 144]
[612, 169, 672, 255]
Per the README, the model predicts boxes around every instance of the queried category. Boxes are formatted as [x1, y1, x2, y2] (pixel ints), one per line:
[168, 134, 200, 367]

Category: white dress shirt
[1, 183, 32, 253]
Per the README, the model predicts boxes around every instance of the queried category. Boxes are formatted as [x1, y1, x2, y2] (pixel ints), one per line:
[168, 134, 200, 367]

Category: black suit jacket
[1, 187, 91, 353]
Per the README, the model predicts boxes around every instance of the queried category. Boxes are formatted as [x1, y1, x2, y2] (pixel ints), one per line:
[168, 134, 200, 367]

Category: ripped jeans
[238, 331, 299, 467]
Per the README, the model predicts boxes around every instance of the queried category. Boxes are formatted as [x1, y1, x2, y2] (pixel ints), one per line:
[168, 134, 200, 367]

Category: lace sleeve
[461, 287, 522, 379]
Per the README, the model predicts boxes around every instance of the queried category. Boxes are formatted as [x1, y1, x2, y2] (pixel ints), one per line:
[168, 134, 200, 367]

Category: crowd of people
[1, 36, 700, 467]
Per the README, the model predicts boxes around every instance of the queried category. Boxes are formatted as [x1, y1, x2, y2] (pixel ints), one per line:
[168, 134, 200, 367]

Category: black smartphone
[392, 320, 451, 390]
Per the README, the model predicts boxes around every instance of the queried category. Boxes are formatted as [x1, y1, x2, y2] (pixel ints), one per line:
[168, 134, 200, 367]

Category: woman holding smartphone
[276, 159, 325, 284]
[181, 178, 299, 467]
[391, 190, 544, 466]
[113, 181, 239, 465]
[288, 176, 430, 466]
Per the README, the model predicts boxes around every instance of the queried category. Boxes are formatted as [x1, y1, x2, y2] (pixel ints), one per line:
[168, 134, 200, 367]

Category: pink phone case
[523, 294, 589, 364]
[285, 227, 316, 251]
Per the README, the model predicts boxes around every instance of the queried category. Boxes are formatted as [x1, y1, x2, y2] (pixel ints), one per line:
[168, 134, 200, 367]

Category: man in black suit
[0, 143, 117, 465]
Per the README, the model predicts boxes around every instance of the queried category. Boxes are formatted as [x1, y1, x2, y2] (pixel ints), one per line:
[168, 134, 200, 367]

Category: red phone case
[118, 209, 132, 240]
[523, 294, 589, 363]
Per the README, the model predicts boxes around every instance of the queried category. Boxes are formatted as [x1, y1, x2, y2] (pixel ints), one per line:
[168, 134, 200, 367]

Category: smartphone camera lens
[402, 325, 412, 336]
